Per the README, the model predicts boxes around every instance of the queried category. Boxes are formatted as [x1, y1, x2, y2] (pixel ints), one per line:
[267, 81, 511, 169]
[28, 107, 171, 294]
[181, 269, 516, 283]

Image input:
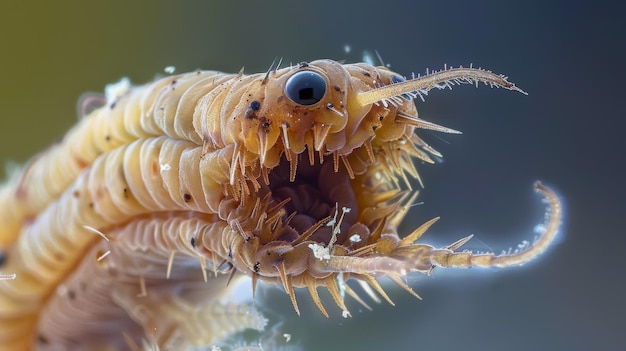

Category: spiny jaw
[265, 152, 361, 247]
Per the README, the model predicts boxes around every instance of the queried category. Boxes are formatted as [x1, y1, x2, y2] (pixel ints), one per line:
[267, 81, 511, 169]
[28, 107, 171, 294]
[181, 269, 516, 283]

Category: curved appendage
[429, 181, 561, 269]
[314, 182, 561, 277]
[356, 66, 527, 107]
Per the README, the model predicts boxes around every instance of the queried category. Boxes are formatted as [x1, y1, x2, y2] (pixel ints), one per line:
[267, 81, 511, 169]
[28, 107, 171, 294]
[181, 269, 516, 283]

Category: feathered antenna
[357, 66, 526, 107]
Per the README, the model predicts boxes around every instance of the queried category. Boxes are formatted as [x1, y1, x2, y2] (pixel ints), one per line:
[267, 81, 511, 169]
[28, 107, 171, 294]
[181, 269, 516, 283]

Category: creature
[0, 59, 561, 350]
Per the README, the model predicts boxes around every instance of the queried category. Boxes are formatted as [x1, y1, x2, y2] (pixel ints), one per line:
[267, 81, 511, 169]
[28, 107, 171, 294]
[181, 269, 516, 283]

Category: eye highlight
[285, 71, 327, 106]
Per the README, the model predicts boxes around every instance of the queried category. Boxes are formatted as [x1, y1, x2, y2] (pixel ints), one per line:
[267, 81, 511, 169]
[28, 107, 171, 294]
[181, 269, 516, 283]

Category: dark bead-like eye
[285, 71, 326, 105]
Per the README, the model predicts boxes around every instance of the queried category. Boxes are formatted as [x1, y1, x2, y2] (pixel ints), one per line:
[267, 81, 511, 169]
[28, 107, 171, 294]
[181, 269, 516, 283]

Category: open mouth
[263, 144, 402, 252]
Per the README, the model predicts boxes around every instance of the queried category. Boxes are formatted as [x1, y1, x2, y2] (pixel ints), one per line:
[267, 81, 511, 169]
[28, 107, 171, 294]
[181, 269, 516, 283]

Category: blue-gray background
[0, 1, 623, 350]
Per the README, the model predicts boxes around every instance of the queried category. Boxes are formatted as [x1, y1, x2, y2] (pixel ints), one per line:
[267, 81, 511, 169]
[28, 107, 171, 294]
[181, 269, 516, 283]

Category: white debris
[534, 224, 546, 234]
[308, 243, 330, 261]
[104, 77, 131, 106]
[160, 163, 171, 172]
[343, 45, 351, 54]
[349, 234, 361, 243]
[164, 65, 176, 74]
[283, 333, 291, 342]
[342, 310, 352, 318]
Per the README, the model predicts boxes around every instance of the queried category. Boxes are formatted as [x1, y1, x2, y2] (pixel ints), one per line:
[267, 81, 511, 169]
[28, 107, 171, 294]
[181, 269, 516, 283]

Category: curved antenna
[356, 67, 527, 107]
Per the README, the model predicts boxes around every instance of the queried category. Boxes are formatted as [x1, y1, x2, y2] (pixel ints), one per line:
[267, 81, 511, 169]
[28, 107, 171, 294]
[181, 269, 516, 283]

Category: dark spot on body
[259, 117, 271, 131]
[109, 101, 116, 109]
[88, 202, 94, 208]
[363, 72, 371, 77]
[68, 290, 76, 300]
[0, 251, 5, 266]
[37, 335, 49, 344]
[298, 62, 309, 68]
[183, 193, 192, 202]
[73, 190, 80, 198]
[123, 188, 129, 198]
[105, 135, 111, 142]
[254, 262, 260, 273]
[190, 237, 197, 248]
[250, 100, 261, 111]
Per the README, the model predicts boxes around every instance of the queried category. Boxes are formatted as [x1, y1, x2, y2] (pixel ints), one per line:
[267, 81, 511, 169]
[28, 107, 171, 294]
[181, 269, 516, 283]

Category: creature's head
[208, 59, 539, 316]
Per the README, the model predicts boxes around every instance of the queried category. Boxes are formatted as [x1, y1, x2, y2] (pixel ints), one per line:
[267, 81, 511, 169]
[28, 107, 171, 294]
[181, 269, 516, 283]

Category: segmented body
[0, 60, 561, 350]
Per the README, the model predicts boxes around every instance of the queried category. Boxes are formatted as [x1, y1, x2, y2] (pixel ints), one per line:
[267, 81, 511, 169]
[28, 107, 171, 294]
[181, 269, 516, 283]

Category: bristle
[261, 166, 270, 185]
[305, 277, 329, 318]
[446, 234, 474, 251]
[344, 284, 373, 311]
[340, 155, 355, 179]
[83, 225, 110, 241]
[388, 274, 422, 300]
[396, 111, 462, 134]
[258, 131, 269, 166]
[210, 251, 219, 277]
[251, 273, 258, 298]
[307, 141, 315, 166]
[332, 151, 339, 173]
[364, 138, 375, 163]
[360, 274, 394, 306]
[313, 124, 331, 151]
[166, 251, 175, 279]
[229, 144, 241, 185]
[356, 279, 381, 304]
[137, 275, 147, 298]
[291, 215, 332, 245]
[225, 267, 237, 287]
[389, 191, 420, 228]
[326, 103, 344, 117]
[281, 122, 291, 151]
[324, 276, 349, 313]
[250, 197, 263, 220]
[198, 256, 208, 283]
[288, 150, 298, 182]
[400, 217, 440, 246]
[277, 262, 300, 315]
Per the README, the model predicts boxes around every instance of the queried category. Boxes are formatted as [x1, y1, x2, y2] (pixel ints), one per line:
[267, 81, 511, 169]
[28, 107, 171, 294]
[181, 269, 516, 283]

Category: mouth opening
[258, 144, 404, 252]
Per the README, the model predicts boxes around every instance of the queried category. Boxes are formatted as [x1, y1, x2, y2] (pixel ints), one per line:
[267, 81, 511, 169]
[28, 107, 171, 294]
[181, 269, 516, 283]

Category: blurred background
[1, 1, 624, 350]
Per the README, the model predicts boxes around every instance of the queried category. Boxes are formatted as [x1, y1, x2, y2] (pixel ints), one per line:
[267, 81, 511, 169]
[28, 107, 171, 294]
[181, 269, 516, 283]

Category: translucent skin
[0, 60, 559, 349]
